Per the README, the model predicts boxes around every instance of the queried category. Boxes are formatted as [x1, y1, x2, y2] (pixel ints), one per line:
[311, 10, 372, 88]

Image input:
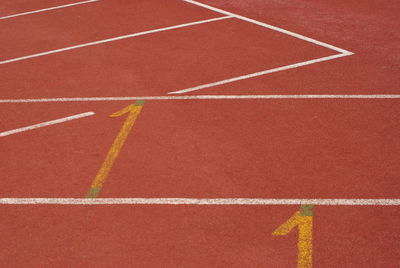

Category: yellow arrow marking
[273, 205, 313, 268]
[86, 100, 144, 198]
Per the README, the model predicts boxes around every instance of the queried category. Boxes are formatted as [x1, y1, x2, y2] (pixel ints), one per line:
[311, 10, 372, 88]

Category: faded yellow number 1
[272, 205, 314, 268]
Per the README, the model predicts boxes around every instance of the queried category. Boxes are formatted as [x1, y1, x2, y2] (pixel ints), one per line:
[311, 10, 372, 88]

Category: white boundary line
[0, 112, 95, 137]
[182, 0, 351, 54]
[169, 54, 349, 94]
[0, 198, 399, 205]
[0, 16, 232, 65]
[167, 0, 354, 94]
[0, 0, 100, 20]
[1, 95, 399, 103]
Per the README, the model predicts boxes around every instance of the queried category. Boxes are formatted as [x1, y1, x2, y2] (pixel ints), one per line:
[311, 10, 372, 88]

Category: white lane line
[0, 198, 399, 205]
[0, 112, 95, 137]
[175, 0, 354, 95]
[1, 95, 400, 103]
[182, 0, 352, 54]
[0, 16, 232, 65]
[169, 53, 350, 94]
[0, 0, 100, 20]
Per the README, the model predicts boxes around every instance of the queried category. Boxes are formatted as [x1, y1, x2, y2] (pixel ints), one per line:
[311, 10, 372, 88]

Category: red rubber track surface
[1, 100, 399, 199]
[1, 0, 88, 16]
[0, 206, 399, 267]
[1, 0, 399, 267]
[194, 0, 400, 95]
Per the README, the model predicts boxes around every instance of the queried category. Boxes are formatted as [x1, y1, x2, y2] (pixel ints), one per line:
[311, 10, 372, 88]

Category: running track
[1, 0, 400, 267]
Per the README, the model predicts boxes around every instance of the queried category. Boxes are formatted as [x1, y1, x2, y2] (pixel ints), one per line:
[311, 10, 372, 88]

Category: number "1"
[272, 205, 314, 268]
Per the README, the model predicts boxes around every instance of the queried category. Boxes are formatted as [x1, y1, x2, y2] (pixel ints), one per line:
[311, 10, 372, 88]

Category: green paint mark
[300, 205, 314, 216]
[86, 187, 101, 198]
[135, 100, 145, 106]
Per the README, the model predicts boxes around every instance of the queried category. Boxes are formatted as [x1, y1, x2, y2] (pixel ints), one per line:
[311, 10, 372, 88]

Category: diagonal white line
[0, 16, 232, 65]
[182, 0, 352, 54]
[175, 0, 354, 94]
[0, 94, 400, 103]
[0, 198, 399, 205]
[0, 112, 95, 137]
[0, 0, 100, 20]
[169, 53, 350, 94]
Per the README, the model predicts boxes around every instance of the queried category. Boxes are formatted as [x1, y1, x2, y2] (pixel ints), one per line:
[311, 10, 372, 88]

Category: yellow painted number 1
[272, 205, 314, 268]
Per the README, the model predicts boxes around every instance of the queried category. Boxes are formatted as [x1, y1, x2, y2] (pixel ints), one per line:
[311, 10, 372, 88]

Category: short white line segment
[169, 54, 349, 94]
[0, 0, 100, 20]
[0, 112, 95, 137]
[1, 95, 399, 103]
[0, 16, 232, 65]
[0, 198, 399, 205]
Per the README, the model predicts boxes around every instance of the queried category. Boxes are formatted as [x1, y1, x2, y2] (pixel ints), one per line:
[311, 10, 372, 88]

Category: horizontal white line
[0, 16, 232, 65]
[0, 0, 100, 20]
[0, 112, 95, 137]
[169, 53, 350, 94]
[1, 95, 399, 103]
[0, 198, 399, 205]
[183, 0, 352, 54]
